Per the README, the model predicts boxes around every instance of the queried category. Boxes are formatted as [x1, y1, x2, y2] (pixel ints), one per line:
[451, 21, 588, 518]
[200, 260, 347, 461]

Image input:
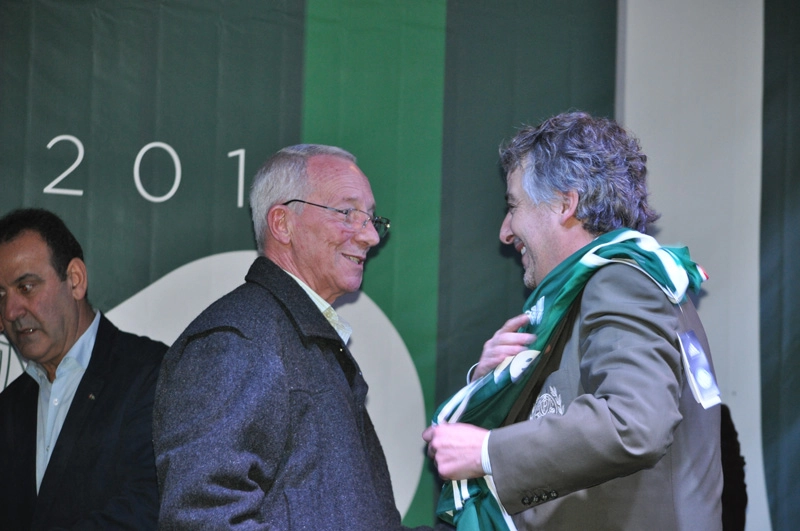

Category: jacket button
[550, 490, 558, 499]
[532, 495, 539, 503]
[541, 493, 548, 501]
[521, 496, 531, 505]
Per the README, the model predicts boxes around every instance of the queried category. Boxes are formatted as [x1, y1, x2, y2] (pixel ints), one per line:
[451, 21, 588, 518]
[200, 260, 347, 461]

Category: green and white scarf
[431, 228, 708, 531]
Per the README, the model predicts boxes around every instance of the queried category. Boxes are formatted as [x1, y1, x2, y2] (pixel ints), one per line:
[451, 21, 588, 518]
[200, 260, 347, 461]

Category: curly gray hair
[500, 111, 659, 234]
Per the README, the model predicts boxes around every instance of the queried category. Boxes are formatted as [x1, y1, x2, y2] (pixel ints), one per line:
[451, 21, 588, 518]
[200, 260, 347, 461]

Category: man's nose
[355, 221, 381, 247]
[499, 212, 515, 244]
[1, 292, 25, 322]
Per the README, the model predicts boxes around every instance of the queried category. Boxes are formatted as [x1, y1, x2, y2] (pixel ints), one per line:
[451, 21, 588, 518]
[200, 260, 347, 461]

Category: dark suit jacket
[153, 257, 420, 530]
[0, 315, 167, 530]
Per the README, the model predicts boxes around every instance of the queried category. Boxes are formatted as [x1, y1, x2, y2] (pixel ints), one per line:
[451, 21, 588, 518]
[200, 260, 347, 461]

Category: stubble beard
[523, 263, 537, 290]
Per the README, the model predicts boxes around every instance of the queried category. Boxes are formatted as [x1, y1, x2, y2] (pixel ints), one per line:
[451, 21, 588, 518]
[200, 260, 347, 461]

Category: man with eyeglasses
[153, 144, 432, 530]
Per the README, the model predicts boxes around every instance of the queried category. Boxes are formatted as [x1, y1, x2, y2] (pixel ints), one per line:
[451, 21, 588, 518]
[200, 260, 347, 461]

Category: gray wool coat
[153, 256, 420, 530]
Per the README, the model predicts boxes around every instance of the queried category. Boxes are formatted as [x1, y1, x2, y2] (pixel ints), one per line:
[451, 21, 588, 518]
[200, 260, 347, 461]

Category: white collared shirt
[24, 310, 100, 492]
[282, 270, 352, 344]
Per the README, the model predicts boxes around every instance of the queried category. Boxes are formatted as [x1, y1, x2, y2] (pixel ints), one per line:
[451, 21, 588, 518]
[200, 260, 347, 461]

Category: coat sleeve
[490, 264, 686, 513]
[153, 326, 289, 530]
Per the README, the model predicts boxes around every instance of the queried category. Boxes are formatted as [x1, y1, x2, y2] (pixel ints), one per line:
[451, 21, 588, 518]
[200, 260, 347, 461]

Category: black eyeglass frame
[282, 199, 390, 238]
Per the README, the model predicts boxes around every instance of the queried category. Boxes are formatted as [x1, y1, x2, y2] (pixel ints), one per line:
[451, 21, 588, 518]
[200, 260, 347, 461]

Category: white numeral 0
[134, 142, 182, 203]
[44, 135, 85, 196]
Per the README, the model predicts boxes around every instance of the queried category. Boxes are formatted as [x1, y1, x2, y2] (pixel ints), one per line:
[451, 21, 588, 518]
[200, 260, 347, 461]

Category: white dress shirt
[24, 311, 100, 492]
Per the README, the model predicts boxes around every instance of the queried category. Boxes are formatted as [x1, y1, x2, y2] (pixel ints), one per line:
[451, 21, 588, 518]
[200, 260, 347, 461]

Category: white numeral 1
[228, 149, 246, 208]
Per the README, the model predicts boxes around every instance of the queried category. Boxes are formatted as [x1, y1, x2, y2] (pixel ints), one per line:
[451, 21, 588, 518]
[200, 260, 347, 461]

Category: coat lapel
[34, 317, 114, 517]
[245, 257, 366, 395]
[9, 376, 39, 523]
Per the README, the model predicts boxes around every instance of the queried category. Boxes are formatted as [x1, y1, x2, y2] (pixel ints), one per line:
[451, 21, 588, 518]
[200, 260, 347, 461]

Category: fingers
[501, 313, 532, 332]
[422, 423, 487, 480]
[472, 315, 537, 381]
[483, 314, 536, 354]
[494, 314, 536, 344]
[422, 425, 437, 459]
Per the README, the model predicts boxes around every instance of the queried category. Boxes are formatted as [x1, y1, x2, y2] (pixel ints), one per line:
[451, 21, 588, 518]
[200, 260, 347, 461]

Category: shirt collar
[25, 310, 101, 384]
[282, 270, 352, 344]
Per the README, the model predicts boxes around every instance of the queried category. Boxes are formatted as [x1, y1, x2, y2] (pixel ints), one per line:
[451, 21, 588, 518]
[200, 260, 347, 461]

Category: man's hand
[472, 314, 536, 381]
[422, 423, 488, 480]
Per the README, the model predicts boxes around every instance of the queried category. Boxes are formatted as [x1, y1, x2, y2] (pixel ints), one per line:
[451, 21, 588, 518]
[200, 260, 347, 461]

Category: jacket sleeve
[153, 327, 289, 530]
[490, 264, 685, 513]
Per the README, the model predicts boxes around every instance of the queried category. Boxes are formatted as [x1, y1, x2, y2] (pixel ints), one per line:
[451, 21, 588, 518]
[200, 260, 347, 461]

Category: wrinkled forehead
[0, 231, 56, 278]
[307, 155, 375, 205]
[0, 230, 51, 258]
[504, 166, 527, 195]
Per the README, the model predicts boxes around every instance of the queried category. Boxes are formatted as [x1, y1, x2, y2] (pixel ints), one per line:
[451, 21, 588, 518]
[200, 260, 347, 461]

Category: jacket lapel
[34, 317, 114, 516]
[245, 257, 366, 394]
[8, 376, 39, 523]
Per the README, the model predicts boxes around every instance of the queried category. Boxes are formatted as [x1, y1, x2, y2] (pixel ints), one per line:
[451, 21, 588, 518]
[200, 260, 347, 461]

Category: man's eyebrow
[12, 273, 41, 285]
[340, 197, 376, 214]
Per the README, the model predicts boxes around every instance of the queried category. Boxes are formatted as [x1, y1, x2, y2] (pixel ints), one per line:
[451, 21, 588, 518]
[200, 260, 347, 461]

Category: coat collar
[245, 257, 342, 344]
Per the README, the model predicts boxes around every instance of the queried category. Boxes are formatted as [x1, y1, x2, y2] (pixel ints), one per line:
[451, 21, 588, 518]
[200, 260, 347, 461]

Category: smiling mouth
[345, 255, 365, 265]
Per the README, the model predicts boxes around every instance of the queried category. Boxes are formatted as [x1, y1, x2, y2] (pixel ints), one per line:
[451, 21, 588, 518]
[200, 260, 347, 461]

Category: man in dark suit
[424, 112, 723, 530]
[0, 208, 167, 530]
[154, 144, 432, 530]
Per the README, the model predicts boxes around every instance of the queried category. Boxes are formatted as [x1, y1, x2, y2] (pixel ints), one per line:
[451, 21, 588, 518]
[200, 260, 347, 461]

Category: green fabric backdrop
[761, 1, 800, 529]
[436, 0, 617, 402]
[301, 1, 447, 523]
[0, 0, 306, 308]
[0, 0, 616, 526]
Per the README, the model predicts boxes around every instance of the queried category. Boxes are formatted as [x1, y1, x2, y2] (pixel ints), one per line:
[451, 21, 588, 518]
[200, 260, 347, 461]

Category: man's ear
[65, 258, 89, 301]
[267, 205, 292, 245]
[559, 190, 579, 224]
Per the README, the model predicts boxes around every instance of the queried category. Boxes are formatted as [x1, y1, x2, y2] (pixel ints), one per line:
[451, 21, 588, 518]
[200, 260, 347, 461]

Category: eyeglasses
[282, 199, 391, 239]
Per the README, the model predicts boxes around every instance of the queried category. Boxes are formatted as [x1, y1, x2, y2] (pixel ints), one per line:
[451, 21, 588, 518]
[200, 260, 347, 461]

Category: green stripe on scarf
[432, 228, 707, 530]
